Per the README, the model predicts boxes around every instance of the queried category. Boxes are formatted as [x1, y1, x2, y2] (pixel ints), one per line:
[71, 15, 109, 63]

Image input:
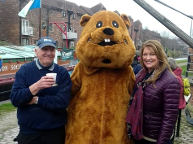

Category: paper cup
[46, 73, 57, 86]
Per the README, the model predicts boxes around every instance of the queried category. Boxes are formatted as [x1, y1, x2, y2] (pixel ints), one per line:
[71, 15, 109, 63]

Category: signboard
[0, 62, 27, 75]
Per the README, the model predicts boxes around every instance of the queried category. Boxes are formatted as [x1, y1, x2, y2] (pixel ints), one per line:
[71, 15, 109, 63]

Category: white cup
[46, 73, 57, 86]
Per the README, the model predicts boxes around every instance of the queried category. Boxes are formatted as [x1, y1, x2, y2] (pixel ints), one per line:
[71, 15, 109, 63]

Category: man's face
[35, 46, 55, 67]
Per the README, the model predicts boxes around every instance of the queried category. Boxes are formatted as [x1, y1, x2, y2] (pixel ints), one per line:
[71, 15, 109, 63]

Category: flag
[18, 0, 41, 18]
[29, 0, 41, 10]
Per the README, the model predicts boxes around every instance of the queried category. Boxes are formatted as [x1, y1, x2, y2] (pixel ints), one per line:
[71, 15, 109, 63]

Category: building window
[49, 23, 53, 32]
[56, 41, 58, 48]
[62, 11, 66, 17]
[72, 13, 76, 19]
[34, 40, 38, 44]
[69, 41, 75, 49]
[42, 21, 46, 30]
[21, 19, 29, 34]
[77, 13, 83, 17]
[22, 38, 29, 45]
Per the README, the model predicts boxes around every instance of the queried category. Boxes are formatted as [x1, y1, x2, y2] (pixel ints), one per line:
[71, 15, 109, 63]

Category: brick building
[0, 0, 143, 50]
[130, 20, 143, 50]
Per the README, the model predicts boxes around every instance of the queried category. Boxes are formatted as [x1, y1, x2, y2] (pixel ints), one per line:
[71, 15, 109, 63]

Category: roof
[91, 3, 106, 14]
[43, 0, 92, 15]
[43, 0, 106, 15]
[79, 6, 94, 15]
[0, 45, 36, 59]
[0, 45, 60, 60]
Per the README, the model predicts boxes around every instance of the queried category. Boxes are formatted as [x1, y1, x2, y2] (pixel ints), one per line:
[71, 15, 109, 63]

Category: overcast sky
[67, 0, 193, 38]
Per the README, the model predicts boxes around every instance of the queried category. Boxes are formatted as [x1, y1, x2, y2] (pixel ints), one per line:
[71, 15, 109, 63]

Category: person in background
[168, 57, 186, 109]
[131, 50, 142, 75]
[168, 57, 186, 137]
[127, 40, 180, 144]
[10, 37, 72, 144]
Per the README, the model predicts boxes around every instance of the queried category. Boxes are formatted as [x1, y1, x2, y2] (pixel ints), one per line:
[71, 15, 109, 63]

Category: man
[131, 51, 142, 75]
[10, 37, 72, 144]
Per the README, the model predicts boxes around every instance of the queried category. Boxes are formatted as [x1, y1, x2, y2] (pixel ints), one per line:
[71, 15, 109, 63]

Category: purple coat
[136, 68, 180, 144]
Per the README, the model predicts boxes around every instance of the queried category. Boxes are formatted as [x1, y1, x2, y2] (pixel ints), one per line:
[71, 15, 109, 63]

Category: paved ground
[174, 108, 193, 144]
[0, 109, 18, 144]
[0, 99, 193, 144]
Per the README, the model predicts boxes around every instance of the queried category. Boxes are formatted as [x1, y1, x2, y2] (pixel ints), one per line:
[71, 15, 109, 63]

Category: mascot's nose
[103, 28, 114, 35]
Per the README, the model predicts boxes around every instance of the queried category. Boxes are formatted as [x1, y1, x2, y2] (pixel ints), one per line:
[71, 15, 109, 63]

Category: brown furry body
[65, 11, 135, 144]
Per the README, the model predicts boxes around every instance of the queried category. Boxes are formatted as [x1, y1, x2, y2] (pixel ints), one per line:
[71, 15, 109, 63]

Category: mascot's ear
[80, 14, 91, 26]
[121, 14, 130, 29]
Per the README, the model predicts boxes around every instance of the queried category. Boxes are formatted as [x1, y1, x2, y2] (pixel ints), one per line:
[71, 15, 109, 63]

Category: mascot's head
[76, 10, 136, 69]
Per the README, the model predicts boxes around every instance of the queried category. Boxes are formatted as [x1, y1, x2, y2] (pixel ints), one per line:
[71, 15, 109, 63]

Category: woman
[168, 57, 186, 137]
[127, 40, 180, 144]
[168, 57, 186, 109]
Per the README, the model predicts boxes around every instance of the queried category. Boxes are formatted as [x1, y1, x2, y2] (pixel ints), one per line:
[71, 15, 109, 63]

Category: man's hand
[29, 76, 55, 95]
[28, 96, 38, 105]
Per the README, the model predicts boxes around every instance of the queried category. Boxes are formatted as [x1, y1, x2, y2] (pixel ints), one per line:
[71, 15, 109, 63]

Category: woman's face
[142, 46, 159, 72]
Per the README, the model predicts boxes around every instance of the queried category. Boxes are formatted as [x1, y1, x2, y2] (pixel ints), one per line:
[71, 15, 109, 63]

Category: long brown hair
[140, 40, 172, 83]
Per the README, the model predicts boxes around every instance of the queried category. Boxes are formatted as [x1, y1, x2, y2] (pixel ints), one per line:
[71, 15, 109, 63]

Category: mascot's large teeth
[104, 39, 110, 42]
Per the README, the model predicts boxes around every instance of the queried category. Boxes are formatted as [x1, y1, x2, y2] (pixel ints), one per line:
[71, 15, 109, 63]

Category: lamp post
[67, 10, 73, 32]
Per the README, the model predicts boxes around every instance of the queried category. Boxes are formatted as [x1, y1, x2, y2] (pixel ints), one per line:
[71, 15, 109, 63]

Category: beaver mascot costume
[65, 10, 136, 144]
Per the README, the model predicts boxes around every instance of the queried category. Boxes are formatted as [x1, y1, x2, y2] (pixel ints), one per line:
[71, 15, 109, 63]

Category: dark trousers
[135, 138, 173, 144]
[14, 127, 65, 144]
[135, 139, 156, 144]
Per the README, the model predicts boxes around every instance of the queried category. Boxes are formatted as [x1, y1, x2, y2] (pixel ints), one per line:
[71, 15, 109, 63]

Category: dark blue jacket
[133, 64, 142, 75]
[10, 61, 72, 133]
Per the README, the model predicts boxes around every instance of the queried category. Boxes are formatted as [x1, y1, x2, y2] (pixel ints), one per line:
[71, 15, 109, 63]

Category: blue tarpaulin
[0, 58, 2, 69]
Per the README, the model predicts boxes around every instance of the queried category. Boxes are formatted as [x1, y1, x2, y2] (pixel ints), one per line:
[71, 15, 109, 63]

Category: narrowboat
[0, 45, 77, 101]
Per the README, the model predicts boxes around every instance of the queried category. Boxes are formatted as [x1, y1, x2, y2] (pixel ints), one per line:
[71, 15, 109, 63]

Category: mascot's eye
[112, 21, 119, 28]
[96, 21, 103, 28]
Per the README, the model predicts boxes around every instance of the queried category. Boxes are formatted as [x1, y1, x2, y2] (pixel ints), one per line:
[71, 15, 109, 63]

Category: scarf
[126, 69, 153, 140]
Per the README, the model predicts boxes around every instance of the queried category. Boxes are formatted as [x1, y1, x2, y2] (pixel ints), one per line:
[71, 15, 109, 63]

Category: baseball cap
[37, 37, 56, 49]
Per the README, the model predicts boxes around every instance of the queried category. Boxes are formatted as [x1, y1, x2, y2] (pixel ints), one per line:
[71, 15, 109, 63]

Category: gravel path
[0, 95, 193, 144]
[0, 110, 18, 144]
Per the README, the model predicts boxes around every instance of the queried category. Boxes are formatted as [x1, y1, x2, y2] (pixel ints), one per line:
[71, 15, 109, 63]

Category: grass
[181, 65, 187, 76]
[0, 41, 10, 46]
[0, 102, 16, 114]
[176, 59, 187, 64]
[178, 60, 193, 77]
[180, 64, 193, 77]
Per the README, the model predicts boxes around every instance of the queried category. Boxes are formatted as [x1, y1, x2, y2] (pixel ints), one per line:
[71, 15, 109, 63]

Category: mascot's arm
[128, 66, 135, 96]
[70, 63, 82, 96]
